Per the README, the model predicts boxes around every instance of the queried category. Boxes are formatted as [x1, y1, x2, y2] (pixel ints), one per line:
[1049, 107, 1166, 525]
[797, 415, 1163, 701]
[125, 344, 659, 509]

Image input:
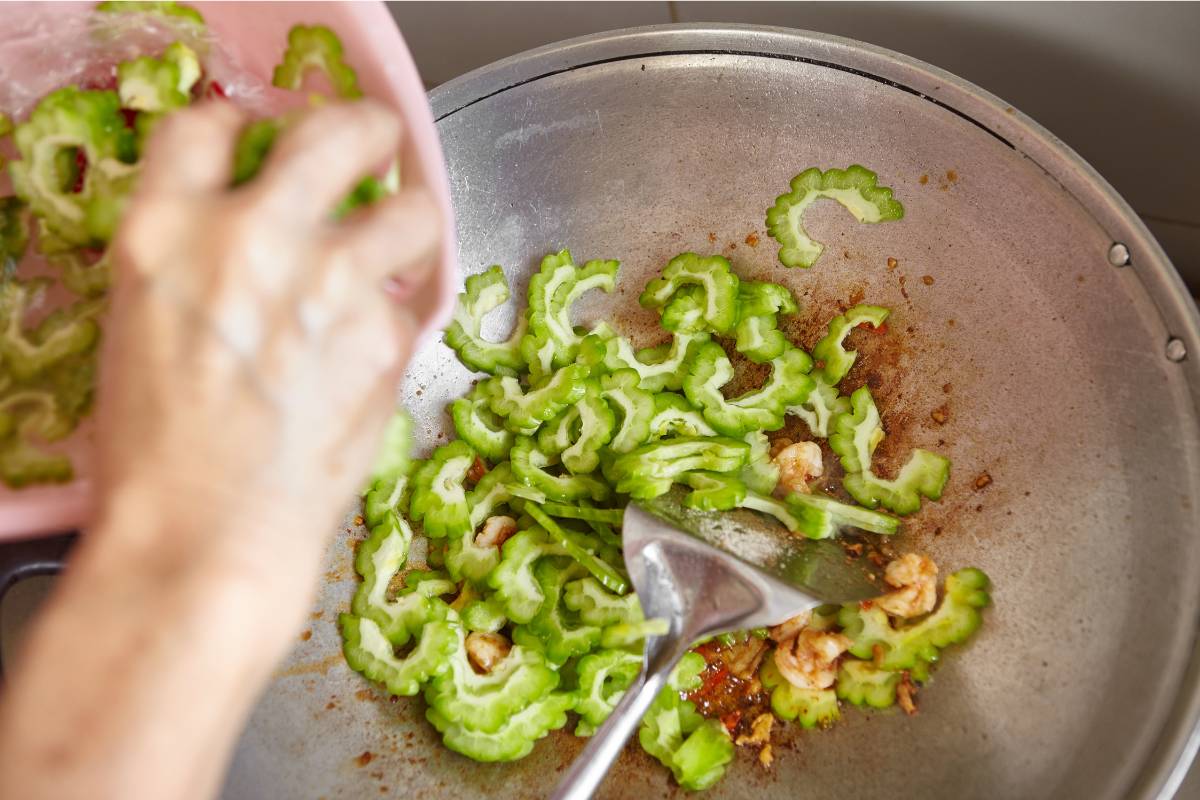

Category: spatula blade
[638, 488, 885, 605]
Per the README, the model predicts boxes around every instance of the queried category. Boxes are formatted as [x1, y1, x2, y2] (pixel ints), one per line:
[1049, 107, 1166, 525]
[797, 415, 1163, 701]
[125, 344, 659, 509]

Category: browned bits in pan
[887, 256, 899, 270]
[745, 232, 759, 247]
[973, 472, 993, 491]
[930, 405, 949, 425]
[921, 275, 935, 286]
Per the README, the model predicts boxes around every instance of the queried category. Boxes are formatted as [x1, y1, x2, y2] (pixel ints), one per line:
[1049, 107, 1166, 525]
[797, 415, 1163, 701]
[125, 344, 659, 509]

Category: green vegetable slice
[426, 689, 574, 762]
[512, 559, 603, 665]
[525, 503, 628, 594]
[425, 629, 560, 734]
[647, 392, 718, 440]
[0, 278, 100, 381]
[598, 368, 655, 454]
[9, 87, 138, 247]
[682, 341, 814, 436]
[339, 611, 457, 697]
[766, 165, 904, 268]
[600, 618, 669, 649]
[583, 325, 707, 393]
[838, 567, 991, 670]
[638, 652, 733, 791]
[539, 503, 623, 526]
[0, 380, 84, 487]
[96, 1, 205, 26]
[231, 119, 281, 186]
[1, 197, 30, 270]
[609, 435, 750, 500]
[484, 363, 589, 436]
[351, 517, 455, 646]
[734, 280, 798, 363]
[409, 440, 475, 538]
[540, 379, 615, 474]
[444, 265, 527, 376]
[368, 409, 413, 488]
[830, 386, 950, 514]
[835, 659, 903, 709]
[488, 528, 569, 624]
[510, 435, 609, 503]
[451, 381, 514, 462]
[785, 491, 901, 536]
[574, 648, 643, 736]
[739, 430, 779, 496]
[760, 656, 840, 727]
[272, 24, 362, 99]
[563, 577, 642, 626]
[787, 375, 848, 438]
[519, 251, 618, 379]
[43, 246, 111, 298]
[678, 471, 746, 511]
[461, 596, 507, 633]
[812, 304, 890, 384]
[640, 253, 740, 334]
[117, 42, 201, 114]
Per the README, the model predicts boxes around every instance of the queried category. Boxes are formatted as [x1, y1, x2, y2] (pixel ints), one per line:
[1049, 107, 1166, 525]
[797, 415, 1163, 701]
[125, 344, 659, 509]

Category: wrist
[87, 476, 327, 635]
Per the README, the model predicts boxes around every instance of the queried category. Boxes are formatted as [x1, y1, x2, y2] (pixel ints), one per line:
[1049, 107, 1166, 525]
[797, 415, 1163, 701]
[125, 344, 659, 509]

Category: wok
[220, 25, 1200, 799]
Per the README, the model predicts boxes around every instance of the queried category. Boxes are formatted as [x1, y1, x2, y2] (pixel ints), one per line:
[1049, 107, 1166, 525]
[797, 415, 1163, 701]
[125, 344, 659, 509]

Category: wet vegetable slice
[830, 386, 950, 515]
[445, 265, 527, 376]
[766, 165, 904, 268]
[272, 24, 362, 99]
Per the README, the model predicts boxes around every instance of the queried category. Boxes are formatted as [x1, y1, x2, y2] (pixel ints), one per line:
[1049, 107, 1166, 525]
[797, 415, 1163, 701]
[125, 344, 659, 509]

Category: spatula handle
[549, 647, 683, 800]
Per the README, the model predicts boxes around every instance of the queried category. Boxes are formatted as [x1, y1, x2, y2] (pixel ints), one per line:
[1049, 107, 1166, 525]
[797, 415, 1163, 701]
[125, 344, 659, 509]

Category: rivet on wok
[1107, 242, 1131, 267]
[1165, 337, 1187, 363]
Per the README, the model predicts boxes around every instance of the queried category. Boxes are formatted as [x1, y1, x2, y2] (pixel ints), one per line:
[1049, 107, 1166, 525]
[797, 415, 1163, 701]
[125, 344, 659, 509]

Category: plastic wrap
[0, 8, 269, 121]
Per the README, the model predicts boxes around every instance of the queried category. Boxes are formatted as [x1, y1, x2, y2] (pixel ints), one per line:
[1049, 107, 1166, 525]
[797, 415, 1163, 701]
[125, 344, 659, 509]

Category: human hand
[96, 100, 440, 582]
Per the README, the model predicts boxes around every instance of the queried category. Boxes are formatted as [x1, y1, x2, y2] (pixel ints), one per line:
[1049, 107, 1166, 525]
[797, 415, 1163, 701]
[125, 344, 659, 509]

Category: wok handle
[550, 638, 686, 800]
[0, 532, 77, 680]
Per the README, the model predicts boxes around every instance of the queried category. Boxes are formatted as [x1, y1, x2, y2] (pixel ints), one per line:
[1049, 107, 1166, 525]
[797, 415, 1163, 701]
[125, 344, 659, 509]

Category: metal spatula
[551, 490, 884, 800]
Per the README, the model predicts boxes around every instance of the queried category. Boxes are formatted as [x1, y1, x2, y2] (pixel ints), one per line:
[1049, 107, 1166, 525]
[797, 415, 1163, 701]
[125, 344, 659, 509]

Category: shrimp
[773, 628, 851, 690]
[465, 631, 511, 674]
[876, 553, 938, 618]
[772, 441, 823, 494]
[474, 514, 517, 549]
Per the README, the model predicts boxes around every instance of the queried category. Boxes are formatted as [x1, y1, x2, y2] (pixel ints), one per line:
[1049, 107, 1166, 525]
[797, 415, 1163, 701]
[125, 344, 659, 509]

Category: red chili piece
[72, 149, 88, 193]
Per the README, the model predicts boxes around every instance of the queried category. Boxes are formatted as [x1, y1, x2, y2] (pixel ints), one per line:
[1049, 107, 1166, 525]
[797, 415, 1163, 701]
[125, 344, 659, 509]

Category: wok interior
[223, 46, 1200, 800]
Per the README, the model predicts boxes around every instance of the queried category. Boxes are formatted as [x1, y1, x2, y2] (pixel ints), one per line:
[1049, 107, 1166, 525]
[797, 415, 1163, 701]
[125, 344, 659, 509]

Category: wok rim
[427, 23, 1200, 800]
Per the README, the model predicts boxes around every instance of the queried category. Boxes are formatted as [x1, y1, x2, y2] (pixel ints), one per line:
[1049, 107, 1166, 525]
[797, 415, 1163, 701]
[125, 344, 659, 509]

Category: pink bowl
[0, 1, 457, 539]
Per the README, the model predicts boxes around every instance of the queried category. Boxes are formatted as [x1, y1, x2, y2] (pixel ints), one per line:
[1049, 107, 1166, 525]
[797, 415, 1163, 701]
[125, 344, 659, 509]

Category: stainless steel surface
[554, 503, 832, 800]
[222, 24, 1200, 800]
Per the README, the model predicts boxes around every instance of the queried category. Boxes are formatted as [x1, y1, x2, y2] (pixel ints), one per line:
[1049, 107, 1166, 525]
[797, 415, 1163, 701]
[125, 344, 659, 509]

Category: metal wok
[222, 25, 1200, 800]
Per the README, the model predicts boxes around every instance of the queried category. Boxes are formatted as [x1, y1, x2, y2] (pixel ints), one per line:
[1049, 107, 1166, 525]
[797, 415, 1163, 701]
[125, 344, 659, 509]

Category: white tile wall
[388, 0, 1200, 288]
